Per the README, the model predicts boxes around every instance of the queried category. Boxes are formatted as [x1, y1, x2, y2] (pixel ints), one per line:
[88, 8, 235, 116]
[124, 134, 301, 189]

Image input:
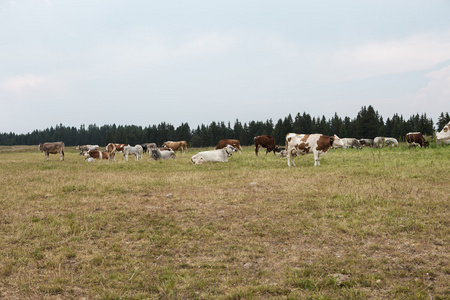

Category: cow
[38, 142, 65, 161]
[254, 135, 277, 156]
[373, 137, 385, 148]
[84, 150, 110, 160]
[191, 145, 237, 164]
[340, 138, 362, 149]
[85, 157, 95, 163]
[277, 149, 288, 158]
[162, 141, 187, 153]
[151, 148, 176, 160]
[359, 139, 374, 148]
[406, 132, 429, 148]
[215, 139, 242, 154]
[123, 145, 143, 161]
[285, 133, 334, 167]
[76, 145, 99, 155]
[384, 137, 399, 147]
[331, 135, 345, 149]
[105, 143, 128, 160]
[436, 121, 450, 145]
[142, 143, 157, 155]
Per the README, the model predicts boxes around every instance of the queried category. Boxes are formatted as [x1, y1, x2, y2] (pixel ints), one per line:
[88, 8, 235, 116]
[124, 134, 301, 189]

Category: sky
[1, 0, 450, 134]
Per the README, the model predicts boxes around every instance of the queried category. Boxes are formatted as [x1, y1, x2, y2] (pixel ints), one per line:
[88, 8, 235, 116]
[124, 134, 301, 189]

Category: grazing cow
[254, 135, 277, 156]
[436, 121, 450, 145]
[340, 138, 362, 149]
[406, 132, 429, 148]
[162, 141, 187, 153]
[142, 143, 157, 155]
[151, 148, 176, 160]
[277, 149, 288, 158]
[38, 142, 65, 161]
[359, 139, 374, 148]
[123, 145, 143, 161]
[76, 145, 99, 155]
[191, 145, 237, 164]
[215, 139, 242, 154]
[373, 137, 384, 148]
[285, 133, 334, 166]
[85, 150, 110, 160]
[384, 137, 399, 147]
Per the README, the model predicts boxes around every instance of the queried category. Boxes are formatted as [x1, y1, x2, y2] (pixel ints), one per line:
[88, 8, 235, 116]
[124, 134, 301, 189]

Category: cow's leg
[314, 152, 320, 166]
[287, 151, 295, 167]
[255, 144, 259, 156]
[61, 150, 64, 161]
[45, 152, 49, 161]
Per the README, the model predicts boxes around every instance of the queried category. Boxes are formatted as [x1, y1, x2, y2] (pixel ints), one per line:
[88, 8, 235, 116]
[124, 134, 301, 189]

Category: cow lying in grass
[191, 145, 237, 165]
[151, 148, 176, 160]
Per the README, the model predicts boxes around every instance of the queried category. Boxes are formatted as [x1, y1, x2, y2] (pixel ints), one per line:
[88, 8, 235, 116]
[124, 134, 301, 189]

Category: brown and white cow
[254, 135, 277, 156]
[85, 150, 110, 160]
[76, 144, 99, 155]
[285, 133, 334, 166]
[162, 141, 187, 153]
[436, 121, 450, 145]
[105, 143, 128, 160]
[38, 142, 65, 161]
[215, 139, 242, 154]
[406, 132, 429, 148]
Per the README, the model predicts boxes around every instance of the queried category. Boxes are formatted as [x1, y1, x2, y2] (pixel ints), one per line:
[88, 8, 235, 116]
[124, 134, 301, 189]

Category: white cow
[191, 145, 237, 164]
[341, 138, 362, 149]
[332, 135, 345, 149]
[436, 121, 450, 145]
[384, 137, 399, 147]
[373, 137, 384, 148]
[286, 133, 335, 166]
[151, 148, 176, 160]
[123, 145, 143, 161]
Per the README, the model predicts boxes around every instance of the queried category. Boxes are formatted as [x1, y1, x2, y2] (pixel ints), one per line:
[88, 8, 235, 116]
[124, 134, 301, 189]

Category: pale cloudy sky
[1, 0, 449, 134]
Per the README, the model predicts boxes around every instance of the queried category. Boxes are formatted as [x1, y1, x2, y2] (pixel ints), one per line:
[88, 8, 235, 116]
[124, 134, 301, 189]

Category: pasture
[0, 144, 448, 299]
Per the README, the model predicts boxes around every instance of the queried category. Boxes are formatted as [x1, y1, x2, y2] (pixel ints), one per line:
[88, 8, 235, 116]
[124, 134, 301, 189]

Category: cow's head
[191, 155, 205, 165]
[151, 149, 161, 160]
[332, 135, 344, 148]
[224, 145, 237, 156]
[38, 143, 43, 151]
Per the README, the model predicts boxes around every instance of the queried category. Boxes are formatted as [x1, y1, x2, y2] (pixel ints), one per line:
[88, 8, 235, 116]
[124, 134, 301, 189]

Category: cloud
[175, 33, 235, 57]
[0, 73, 67, 101]
[325, 31, 450, 82]
[371, 63, 450, 122]
[415, 64, 450, 107]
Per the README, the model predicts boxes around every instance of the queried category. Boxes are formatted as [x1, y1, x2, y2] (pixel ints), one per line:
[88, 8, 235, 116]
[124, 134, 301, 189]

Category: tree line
[1, 106, 449, 147]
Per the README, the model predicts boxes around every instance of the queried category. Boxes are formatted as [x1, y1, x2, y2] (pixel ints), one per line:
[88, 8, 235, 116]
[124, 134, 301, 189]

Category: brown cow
[106, 143, 128, 160]
[38, 142, 65, 161]
[406, 132, 429, 148]
[85, 150, 110, 160]
[215, 139, 242, 154]
[162, 141, 187, 153]
[254, 135, 277, 156]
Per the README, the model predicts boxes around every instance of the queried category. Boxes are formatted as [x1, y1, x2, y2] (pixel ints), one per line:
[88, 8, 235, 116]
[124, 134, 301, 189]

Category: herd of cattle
[37, 121, 450, 166]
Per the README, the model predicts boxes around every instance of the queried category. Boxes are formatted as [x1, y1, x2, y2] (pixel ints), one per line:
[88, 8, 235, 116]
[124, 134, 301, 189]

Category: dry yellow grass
[0, 145, 449, 299]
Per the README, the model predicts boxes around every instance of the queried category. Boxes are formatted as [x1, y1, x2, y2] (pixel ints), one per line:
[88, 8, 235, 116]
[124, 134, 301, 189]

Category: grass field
[0, 144, 449, 299]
